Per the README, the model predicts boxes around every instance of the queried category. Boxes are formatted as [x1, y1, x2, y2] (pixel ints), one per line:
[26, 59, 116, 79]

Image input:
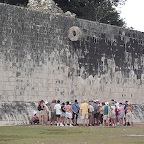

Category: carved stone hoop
[68, 26, 81, 41]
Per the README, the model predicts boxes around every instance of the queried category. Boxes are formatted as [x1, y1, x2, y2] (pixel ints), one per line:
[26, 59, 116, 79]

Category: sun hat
[45, 101, 48, 105]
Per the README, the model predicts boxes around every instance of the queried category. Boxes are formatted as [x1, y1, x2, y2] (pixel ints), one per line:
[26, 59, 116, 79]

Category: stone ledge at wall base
[0, 102, 38, 126]
[0, 102, 144, 126]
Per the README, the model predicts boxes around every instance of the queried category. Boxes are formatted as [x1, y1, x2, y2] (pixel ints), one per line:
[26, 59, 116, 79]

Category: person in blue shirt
[72, 99, 80, 126]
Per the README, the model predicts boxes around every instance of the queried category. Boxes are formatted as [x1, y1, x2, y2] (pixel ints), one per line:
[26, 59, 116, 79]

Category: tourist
[93, 100, 100, 125]
[99, 102, 105, 126]
[64, 101, 73, 126]
[72, 99, 80, 126]
[103, 102, 110, 127]
[114, 101, 119, 124]
[126, 103, 133, 126]
[118, 102, 125, 125]
[50, 99, 56, 125]
[44, 101, 49, 125]
[80, 99, 89, 127]
[61, 102, 66, 125]
[109, 99, 116, 127]
[88, 101, 94, 126]
[54, 100, 64, 126]
[37, 100, 45, 125]
[30, 111, 39, 125]
[124, 100, 128, 125]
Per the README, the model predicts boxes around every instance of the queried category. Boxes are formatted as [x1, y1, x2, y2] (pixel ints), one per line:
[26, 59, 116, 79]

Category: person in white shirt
[54, 100, 64, 126]
[110, 99, 116, 127]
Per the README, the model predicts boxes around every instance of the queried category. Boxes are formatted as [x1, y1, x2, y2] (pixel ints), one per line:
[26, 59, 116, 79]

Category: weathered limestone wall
[0, 3, 144, 104]
[0, 102, 143, 125]
[132, 104, 144, 123]
[0, 102, 37, 125]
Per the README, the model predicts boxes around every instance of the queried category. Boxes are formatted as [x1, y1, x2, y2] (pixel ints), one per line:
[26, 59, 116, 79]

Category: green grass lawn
[0, 124, 144, 144]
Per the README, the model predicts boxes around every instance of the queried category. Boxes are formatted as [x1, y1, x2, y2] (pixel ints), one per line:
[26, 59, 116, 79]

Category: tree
[54, 0, 126, 27]
[0, 0, 28, 6]
[0, 0, 126, 27]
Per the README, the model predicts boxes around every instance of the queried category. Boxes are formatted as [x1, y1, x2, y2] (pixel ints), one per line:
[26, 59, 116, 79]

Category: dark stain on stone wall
[71, 30, 144, 79]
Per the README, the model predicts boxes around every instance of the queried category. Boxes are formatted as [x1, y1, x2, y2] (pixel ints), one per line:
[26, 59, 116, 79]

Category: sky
[120, 0, 144, 32]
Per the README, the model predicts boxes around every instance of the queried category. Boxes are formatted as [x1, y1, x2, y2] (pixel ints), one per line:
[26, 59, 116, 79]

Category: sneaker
[57, 123, 59, 126]
[65, 124, 68, 126]
[69, 124, 73, 127]
[60, 123, 64, 126]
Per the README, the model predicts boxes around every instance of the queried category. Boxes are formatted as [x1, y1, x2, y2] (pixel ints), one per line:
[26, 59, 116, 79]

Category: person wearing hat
[44, 101, 50, 125]
[109, 99, 117, 127]
[93, 99, 100, 126]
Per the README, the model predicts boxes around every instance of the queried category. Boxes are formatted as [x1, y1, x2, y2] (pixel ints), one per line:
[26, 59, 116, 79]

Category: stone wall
[0, 102, 143, 125]
[0, 102, 36, 125]
[0, 3, 144, 104]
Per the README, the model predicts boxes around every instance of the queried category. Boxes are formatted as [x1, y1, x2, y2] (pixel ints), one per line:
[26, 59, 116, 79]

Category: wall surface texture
[0, 3, 144, 104]
[0, 102, 143, 125]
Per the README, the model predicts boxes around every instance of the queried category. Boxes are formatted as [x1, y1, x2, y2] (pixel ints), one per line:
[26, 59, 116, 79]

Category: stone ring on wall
[68, 26, 82, 41]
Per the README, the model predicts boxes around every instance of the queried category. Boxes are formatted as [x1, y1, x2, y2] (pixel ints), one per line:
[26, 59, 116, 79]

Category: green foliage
[0, 0, 126, 27]
[54, 0, 126, 27]
[0, 0, 28, 6]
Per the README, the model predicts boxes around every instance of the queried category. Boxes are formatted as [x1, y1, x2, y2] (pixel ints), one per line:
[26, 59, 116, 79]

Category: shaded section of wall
[0, 102, 37, 125]
[0, 3, 144, 103]
[132, 104, 144, 123]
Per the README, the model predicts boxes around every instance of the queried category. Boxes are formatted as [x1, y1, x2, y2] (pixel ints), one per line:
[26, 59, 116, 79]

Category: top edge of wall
[0, 2, 144, 35]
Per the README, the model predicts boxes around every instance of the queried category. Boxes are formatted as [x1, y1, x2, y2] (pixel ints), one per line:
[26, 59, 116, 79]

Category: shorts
[66, 112, 72, 119]
[39, 110, 45, 116]
[118, 113, 124, 119]
[56, 114, 61, 118]
[93, 112, 100, 118]
[51, 111, 56, 121]
[61, 112, 66, 117]
[110, 112, 116, 119]
[103, 115, 110, 120]
[81, 113, 88, 120]
[88, 112, 93, 119]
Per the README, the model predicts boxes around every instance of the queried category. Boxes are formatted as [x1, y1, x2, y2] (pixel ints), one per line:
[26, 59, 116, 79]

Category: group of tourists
[30, 98, 133, 127]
